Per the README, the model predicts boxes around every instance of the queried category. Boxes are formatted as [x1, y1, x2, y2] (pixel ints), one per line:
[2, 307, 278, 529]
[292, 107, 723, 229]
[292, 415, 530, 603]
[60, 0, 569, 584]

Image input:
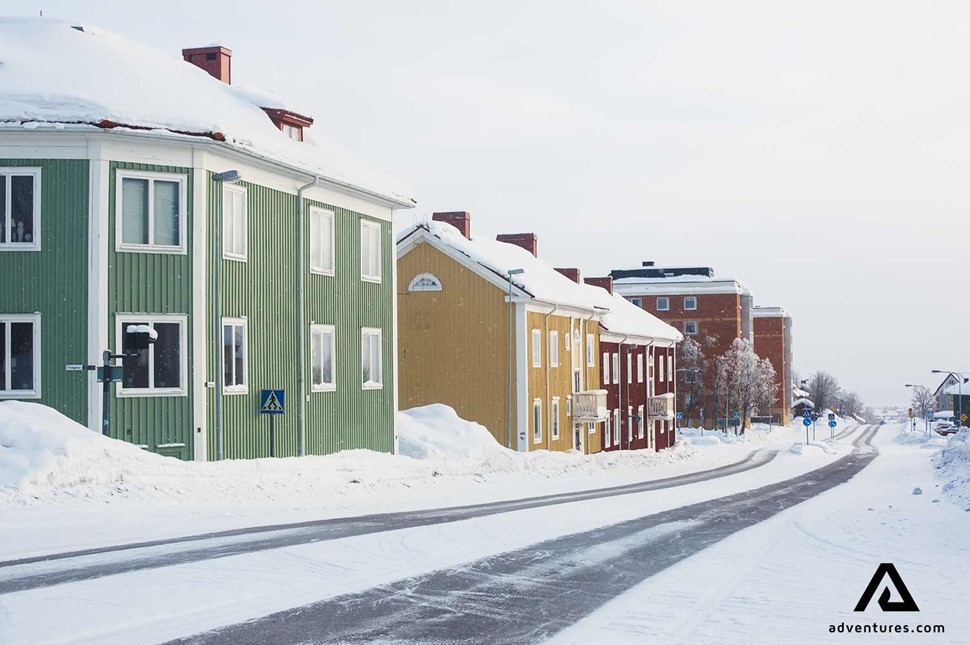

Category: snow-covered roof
[0, 18, 414, 207]
[753, 305, 790, 319]
[793, 386, 810, 398]
[398, 221, 613, 312]
[613, 274, 751, 297]
[943, 382, 968, 397]
[793, 397, 815, 408]
[599, 293, 682, 344]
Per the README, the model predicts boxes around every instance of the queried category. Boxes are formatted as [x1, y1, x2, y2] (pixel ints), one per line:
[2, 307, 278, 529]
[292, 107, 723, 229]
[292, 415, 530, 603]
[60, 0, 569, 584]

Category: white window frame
[612, 353, 620, 385]
[408, 272, 442, 292]
[549, 331, 559, 367]
[627, 353, 633, 384]
[613, 409, 620, 446]
[684, 296, 697, 311]
[360, 219, 382, 283]
[637, 354, 644, 383]
[551, 397, 560, 440]
[602, 351, 610, 383]
[361, 327, 383, 389]
[310, 206, 336, 276]
[532, 329, 542, 367]
[638, 405, 645, 439]
[657, 296, 670, 311]
[115, 170, 188, 254]
[533, 399, 542, 444]
[115, 314, 188, 397]
[630, 297, 642, 308]
[604, 413, 612, 447]
[659, 353, 665, 383]
[586, 334, 595, 367]
[685, 321, 698, 335]
[668, 355, 674, 383]
[0, 168, 42, 251]
[0, 313, 42, 398]
[222, 183, 247, 262]
[310, 324, 336, 392]
[222, 317, 248, 394]
[628, 405, 634, 444]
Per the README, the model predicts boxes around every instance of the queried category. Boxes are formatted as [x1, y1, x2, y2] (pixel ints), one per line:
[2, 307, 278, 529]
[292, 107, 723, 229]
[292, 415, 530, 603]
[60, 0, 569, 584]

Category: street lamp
[931, 370, 966, 429]
[506, 268, 525, 450]
[213, 170, 243, 461]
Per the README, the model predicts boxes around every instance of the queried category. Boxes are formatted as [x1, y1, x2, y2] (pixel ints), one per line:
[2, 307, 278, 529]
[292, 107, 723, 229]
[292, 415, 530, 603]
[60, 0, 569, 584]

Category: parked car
[935, 423, 958, 436]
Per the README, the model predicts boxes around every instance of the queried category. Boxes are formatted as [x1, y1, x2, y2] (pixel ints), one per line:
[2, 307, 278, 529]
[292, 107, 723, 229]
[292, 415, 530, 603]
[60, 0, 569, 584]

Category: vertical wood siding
[108, 161, 194, 460]
[397, 242, 513, 447]
[0, 158, 88, 423]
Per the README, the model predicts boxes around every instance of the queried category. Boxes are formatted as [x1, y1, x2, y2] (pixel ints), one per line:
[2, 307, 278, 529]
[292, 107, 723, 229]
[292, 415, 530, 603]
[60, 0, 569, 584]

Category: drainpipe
[645, 341, 654, 450]
[618, 334, 629, 450]
[544, 304, 559, 451]
[582, 310, 596, 455]
[297, 175, 321, 457]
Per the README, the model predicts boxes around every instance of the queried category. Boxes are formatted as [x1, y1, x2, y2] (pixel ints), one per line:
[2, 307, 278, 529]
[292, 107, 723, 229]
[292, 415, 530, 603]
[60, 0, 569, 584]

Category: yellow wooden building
[397, 212, 610, 453]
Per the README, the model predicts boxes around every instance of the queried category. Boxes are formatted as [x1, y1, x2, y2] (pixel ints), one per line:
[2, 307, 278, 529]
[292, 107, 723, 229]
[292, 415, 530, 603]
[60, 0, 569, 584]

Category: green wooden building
[0, 20, 414, 460]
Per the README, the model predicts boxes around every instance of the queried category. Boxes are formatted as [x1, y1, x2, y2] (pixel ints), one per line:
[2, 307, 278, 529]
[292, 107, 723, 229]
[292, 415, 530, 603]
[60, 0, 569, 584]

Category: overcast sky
[12, 1, 968, 406]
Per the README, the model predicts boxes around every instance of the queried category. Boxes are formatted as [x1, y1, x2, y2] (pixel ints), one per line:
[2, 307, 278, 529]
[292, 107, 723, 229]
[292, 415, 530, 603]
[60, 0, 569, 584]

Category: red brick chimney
[182, 45, 232, 84]
[555, 268, 581, 284]
[497, 233, 537, 257]
[585, 276, 613, 295]
[432, 211, 471, 239]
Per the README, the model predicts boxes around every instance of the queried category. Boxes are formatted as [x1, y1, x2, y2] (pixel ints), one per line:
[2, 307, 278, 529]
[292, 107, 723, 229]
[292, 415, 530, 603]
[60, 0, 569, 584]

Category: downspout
[645, 341, 654, 450]
[582, 310, 596, 456]
[619, 334, 629, 450]
[297, 175, 321, 457]
[544, 304, 560, 451]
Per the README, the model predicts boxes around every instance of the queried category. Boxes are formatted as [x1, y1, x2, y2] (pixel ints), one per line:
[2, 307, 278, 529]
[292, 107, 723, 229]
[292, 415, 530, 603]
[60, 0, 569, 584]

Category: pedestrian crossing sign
[260, 389, 285, 414]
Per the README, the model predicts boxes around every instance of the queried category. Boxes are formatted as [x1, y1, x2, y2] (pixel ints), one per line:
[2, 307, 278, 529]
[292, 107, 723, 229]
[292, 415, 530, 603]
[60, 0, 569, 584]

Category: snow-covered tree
[712, 339, 778, 432]
[677, 337, 706, 426]
[909, 385, 936, 419]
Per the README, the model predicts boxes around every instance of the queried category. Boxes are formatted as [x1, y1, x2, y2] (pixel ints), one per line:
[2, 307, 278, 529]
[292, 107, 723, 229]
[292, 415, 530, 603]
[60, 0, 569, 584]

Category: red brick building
[610, 262, 753, 428]
[753, 306, 793, 422]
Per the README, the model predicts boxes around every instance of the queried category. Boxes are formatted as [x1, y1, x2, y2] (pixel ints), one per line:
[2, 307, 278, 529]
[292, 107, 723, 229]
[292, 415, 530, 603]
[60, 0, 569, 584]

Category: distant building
[753, 306, 793, 422]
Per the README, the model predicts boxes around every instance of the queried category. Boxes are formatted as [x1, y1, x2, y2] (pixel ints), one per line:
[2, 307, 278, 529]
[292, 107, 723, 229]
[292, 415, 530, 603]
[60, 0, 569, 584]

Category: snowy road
[167, 426, 879, 644]
[0, 446, 778, 594]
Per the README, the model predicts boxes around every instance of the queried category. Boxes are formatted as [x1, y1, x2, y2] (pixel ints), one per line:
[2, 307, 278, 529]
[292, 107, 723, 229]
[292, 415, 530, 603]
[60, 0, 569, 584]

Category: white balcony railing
[573, 390, 608, 422]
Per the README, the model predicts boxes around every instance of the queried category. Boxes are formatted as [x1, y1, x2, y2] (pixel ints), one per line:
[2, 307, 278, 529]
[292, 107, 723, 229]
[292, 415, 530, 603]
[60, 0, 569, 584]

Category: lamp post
[506, 268, 524, 450]
[932, 370, 966, 429]
[213, 170, 242, 461]
[904, 384, 922, 434]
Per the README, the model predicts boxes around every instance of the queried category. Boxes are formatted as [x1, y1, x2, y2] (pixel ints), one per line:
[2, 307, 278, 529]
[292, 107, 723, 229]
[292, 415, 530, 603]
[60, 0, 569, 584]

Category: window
[684, 321, 698, 335]
[549, 331, 559, 367]
[668, 356, 674, 382]
[684, 369, 697, 384]
[0, 314, 40, 397]
[566, 395, 572, 417]
[117, 171, 186, 253]
[533, 399, 542, 443]
[223, 184, 247, 261]
[628, 406, 633, 444]
[310, 207, 335, 275]
[659, 353, 665, 383]
[0, 169, 41, 250]
[604, 413, 611, 447]
[657, 297, 669, 311]
[627, 354, 633, 384]
[588, 421, 595, 435]
[684, 296, 697, 311]
[551, 398, 560, 439]
[638, 405, 645, 439]
[630, 297, 642, 308]
[408, 273, 442, 292]
[117, 316, 186, 396]
[613, 409, 620, 446]
[532, 329, 542, 367]
[361, 327, 383, 388]
[311, 324, 336, 391]
[222, 318, 247, 393]
[602, 352, 610, 383]
[586, 334, 595, 367]
[637, 355, 644, 383]
[612, 353, 620, 385]
[282, 123, 303, 141]
[360, 220, 382, 282]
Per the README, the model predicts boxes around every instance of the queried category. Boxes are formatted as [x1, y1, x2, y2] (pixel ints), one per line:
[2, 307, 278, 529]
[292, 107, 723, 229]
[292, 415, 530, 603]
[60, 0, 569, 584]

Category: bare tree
[807, 371, 841, 412]
[910, 385, 936, 419]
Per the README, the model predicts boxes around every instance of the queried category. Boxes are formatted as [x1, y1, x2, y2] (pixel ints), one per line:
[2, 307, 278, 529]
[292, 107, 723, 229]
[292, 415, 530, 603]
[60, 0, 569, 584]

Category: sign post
[260, 390, 285, 457]
[803, 416, 812, 445]
[828, 418, 837, 440]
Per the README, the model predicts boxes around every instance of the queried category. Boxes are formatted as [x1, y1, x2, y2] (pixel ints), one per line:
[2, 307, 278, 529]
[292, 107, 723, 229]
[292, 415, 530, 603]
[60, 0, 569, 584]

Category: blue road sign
[676, 412, 684, 420]
[733, 411, 741, 419]
[802, 408, 812, 418]
[803, 418, 812, 427]
[828, 420, 837, 428]
[260, 389, 285, 415]
[828, 413, 836, 421]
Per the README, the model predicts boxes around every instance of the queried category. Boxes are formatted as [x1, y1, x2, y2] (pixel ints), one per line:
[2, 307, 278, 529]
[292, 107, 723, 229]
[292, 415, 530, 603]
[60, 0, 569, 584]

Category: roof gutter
[297, 175, 321, 457]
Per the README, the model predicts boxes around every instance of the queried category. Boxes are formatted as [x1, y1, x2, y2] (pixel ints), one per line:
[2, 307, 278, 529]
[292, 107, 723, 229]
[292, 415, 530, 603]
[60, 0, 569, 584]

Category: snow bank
[937, 429, 970, 510]
[1, 402, 698, 507]
[788, 442, 837, 456]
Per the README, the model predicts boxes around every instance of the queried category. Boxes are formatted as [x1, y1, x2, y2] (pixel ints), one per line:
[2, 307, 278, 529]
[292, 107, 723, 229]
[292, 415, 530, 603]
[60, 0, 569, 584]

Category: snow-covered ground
[548, 423, 970, 645]
[0, 402, 805, 559]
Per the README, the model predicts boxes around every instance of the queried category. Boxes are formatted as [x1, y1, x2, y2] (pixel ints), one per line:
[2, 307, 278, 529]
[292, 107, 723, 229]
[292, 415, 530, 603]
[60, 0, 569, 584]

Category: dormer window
[281, 123, 303, 141]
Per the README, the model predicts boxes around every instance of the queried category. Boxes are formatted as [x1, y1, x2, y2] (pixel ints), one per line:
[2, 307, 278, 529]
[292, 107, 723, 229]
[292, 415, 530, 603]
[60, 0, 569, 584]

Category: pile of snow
[788, 442, 837, 456]
[1, 402, 698, 507]
[936, 429, 970, 510]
